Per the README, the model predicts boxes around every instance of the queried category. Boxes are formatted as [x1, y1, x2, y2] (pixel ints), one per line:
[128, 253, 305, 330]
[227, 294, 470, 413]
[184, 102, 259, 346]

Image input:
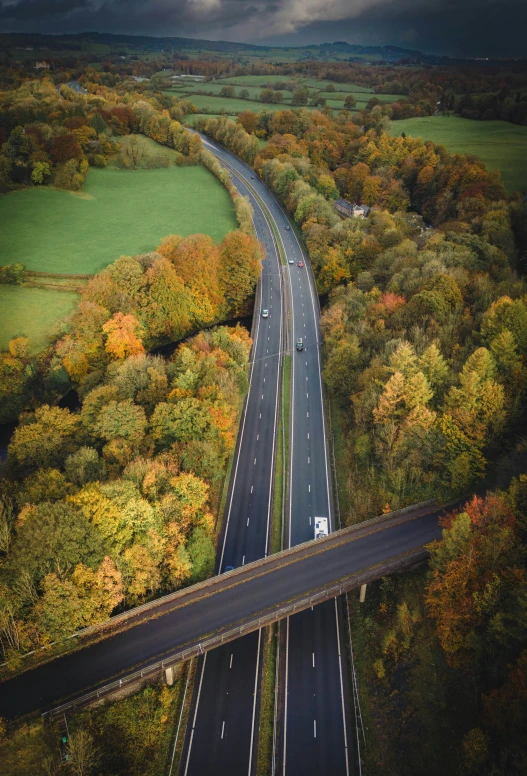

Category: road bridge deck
[0, 500, 450, 720]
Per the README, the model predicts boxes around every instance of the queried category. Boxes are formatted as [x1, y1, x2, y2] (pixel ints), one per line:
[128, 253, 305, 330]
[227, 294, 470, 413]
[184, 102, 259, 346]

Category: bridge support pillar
[165, 667, 174, 686]
[359, 584, 367, 603]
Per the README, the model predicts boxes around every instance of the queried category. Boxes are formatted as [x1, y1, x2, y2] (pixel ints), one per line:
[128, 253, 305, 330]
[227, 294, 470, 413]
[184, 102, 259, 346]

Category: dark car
[223, 565, 235, 573]
[296, 339, 303, 351]
[285, 226, 291, 231]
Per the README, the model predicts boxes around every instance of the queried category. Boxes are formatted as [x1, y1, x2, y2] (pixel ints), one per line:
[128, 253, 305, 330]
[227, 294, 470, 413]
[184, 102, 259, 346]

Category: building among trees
[335, 198, 371, 218]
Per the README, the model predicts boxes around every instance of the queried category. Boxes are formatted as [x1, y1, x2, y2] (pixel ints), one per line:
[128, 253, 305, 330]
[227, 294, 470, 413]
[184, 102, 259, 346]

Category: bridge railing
[44, 546, 428, 719]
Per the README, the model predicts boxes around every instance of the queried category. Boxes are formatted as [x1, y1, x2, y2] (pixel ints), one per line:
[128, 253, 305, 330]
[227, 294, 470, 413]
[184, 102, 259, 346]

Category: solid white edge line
[334, 599, 350, 776]
[218, 213, 262, 572]
[247, 628, 263, 775]
[213, 155, 284, 774]
[183, 652, 208, 776]
[283, 616, 290, 776]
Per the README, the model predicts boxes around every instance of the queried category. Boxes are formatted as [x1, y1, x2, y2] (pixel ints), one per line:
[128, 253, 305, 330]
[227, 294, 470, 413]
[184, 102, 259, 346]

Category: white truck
[314, 517, 328, 540]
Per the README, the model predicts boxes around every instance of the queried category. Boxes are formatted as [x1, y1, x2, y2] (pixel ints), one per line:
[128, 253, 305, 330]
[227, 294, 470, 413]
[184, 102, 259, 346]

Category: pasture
[389, 115, 527, 192]
[169, 75, 404, 120]
[0, 164, 237, 275]
[0, 286, 78, 354]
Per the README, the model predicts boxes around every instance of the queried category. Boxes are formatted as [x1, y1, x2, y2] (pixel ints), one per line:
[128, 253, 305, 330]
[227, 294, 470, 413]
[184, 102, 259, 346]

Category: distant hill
[0, 31, 522, 66]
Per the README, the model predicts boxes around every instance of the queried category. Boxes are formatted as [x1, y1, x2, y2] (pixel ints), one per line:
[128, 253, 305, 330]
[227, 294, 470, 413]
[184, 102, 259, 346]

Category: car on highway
[285, 226, 291, 231]
[262, 309, 269, 318]
[288, 258, 294, 264]
[223, 565, 235, 573]
[298, 261, 304, 268]
[296, 338, 303, 351]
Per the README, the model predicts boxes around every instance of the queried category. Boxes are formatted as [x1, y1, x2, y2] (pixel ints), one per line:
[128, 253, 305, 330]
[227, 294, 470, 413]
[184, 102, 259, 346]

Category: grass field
[0, 165, 237, 275]
[390, 115, 527, 193]
[0, 286, 78, 353]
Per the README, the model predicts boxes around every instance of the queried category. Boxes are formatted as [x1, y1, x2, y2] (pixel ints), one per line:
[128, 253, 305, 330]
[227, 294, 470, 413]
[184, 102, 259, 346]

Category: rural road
[0, 502, 445, 722]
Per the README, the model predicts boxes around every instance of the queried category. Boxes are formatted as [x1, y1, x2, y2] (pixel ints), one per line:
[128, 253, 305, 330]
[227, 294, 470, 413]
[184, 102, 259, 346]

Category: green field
[0, 165, 237, 274]
[390, 115, 527, 193]
[169, 92, 292, 115]
[0, 286, 78, 354]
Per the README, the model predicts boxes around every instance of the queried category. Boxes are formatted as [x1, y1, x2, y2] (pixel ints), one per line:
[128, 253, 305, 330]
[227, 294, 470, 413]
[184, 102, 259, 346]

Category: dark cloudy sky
[1, 0, 525, 58]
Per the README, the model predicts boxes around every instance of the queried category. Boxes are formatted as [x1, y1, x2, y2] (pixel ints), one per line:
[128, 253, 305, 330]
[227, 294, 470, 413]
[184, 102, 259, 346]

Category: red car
[298, 261, 304, 268]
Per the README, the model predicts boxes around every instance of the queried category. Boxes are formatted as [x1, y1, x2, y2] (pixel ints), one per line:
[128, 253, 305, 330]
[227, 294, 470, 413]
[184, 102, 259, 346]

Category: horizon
[1, 0, 525, 59]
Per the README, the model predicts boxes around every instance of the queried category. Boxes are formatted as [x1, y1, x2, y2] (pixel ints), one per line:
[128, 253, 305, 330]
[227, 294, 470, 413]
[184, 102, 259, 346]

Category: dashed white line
[308, 457, 310, 464]
[251, 485, 254, 493]
[257, 434, 259, 440]
[221, 721, 225, 739]
[230, 654, 233, 669]
[254, 458, 257, 465]
[313, 653, 315, 668]
[308, 484, 311, 492]
[242, 555, 245, 565]
[247, 517, 250, 526]
[314, 720, 317, 739]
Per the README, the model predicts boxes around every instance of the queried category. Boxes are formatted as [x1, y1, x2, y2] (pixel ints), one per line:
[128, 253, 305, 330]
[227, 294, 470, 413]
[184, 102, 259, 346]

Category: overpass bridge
[0, 499, 453, 720]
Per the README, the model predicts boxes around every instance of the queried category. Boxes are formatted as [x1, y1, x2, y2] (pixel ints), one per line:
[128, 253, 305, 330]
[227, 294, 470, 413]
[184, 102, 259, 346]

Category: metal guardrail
[44, 547, 428, 718]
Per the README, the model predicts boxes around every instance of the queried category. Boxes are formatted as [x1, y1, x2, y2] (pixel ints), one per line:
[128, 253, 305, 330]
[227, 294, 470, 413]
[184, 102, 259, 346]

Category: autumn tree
[102, 313, 145, 360]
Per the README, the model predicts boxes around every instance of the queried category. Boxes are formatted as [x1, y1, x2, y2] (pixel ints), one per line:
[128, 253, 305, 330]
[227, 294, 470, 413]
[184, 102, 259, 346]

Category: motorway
[180, 140, 284, 776]
[280, 180, 350, 775]
[197, 140, 351, 774]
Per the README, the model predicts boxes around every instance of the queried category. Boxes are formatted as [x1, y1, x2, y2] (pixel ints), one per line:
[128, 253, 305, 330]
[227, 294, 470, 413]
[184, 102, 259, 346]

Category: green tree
[187, 527, 215, 582]
[8, 405, 81, 474]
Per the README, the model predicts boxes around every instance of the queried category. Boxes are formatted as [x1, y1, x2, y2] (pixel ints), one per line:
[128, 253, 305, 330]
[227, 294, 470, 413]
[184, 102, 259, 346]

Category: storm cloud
[1, 0, 525, 57]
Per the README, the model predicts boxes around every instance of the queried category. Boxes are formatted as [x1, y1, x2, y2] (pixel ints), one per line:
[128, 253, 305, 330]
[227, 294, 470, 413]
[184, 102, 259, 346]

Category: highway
[198, 139, 350, 774]
[284, 226, 350, 775]
[180, 140, 284, 776]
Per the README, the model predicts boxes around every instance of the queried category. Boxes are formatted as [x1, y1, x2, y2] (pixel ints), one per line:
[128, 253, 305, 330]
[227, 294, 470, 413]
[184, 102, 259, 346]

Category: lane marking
[251, 485, 253, 493]
[247, 517, 250, 526]
[247, 629, 263, 776]
[254, 458, 257, 465]
[221, 721, 225, 739]
[314, 720, 317, 739]
[308, 457, 310, 464]
[334, 599, 351, 776]
[242, 555, 245, 565]
[230, 654, 233, 669]
[309, 484, 311, 493]
[313, 653, 315, 668]
[257, 434, 259, 441]
[183, 653, 208, 776]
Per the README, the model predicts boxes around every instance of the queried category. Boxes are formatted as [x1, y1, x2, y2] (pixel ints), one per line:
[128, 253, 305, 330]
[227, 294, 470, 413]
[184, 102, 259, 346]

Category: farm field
[168, 76, 403, 119]
[0, 286, 78, 354]
[166, 92, 291, 115]
[389, 115, 527, 192]
[0, 164, 237, 275]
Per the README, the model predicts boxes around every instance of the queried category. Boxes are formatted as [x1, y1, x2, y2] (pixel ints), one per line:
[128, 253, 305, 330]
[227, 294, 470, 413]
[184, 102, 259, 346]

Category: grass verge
[256, 623, 278, 776]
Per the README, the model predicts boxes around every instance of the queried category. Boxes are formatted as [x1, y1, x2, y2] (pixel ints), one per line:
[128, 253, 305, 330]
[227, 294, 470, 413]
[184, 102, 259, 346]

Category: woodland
[1, 51, 527, 775]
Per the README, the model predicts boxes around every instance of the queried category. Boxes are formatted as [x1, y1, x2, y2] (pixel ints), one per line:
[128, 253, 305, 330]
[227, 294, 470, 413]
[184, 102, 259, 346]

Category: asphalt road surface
[197, 139, 351, 774]
[181, 140, 284, 776]
[281, 188, 350, 776]
[0, 502, 444, 720]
